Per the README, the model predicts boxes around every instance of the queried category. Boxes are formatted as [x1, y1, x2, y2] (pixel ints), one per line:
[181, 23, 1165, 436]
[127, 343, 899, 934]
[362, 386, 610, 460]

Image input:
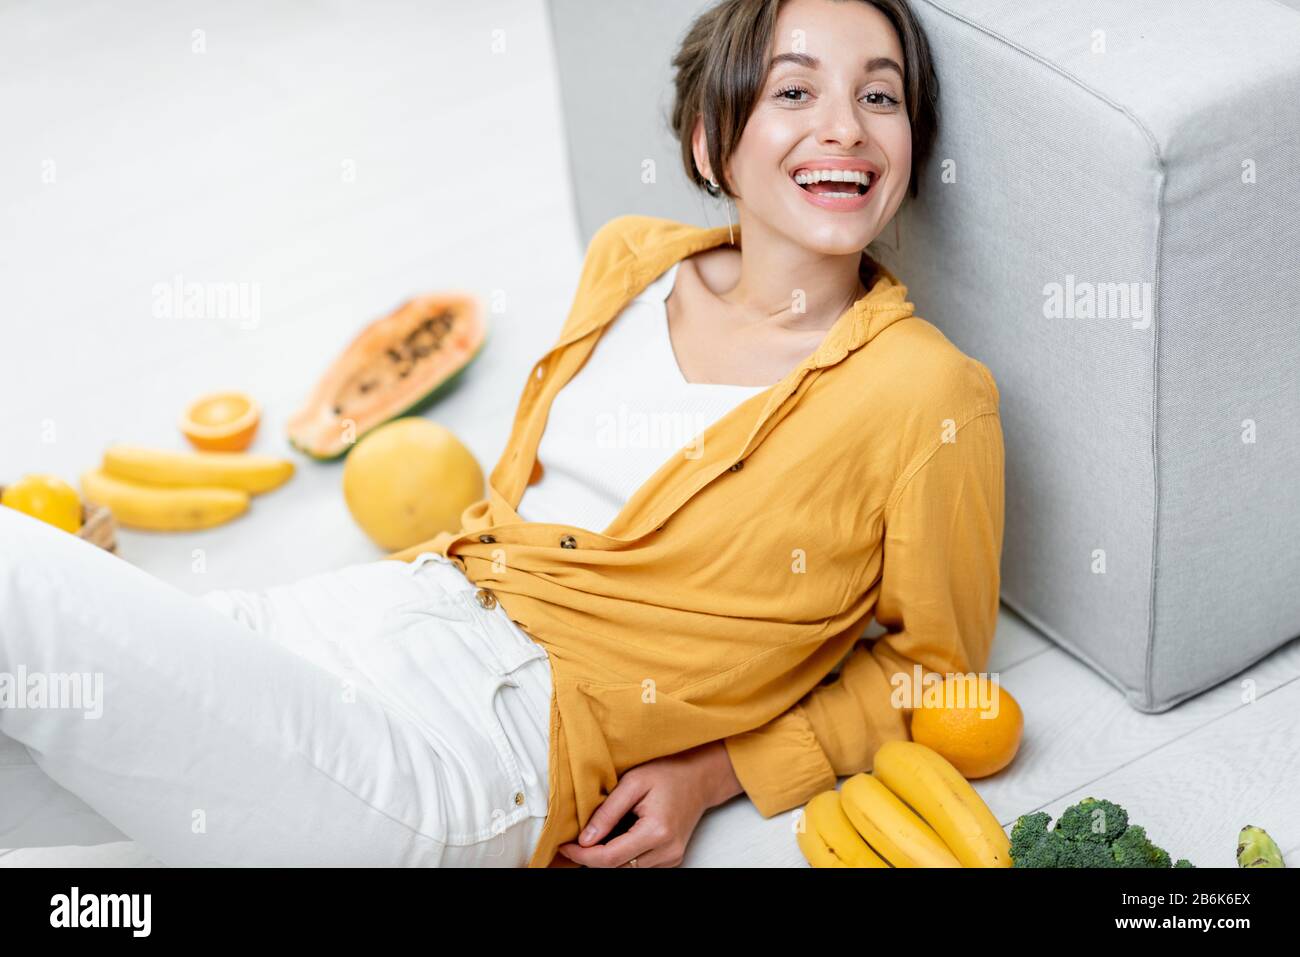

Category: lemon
[2, 474, 83, 534]
[342, 417, 484, 551]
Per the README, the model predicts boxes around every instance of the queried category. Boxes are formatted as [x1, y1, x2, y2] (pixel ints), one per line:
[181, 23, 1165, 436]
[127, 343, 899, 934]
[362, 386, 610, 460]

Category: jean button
[475, 588, 497, 610]
[514, 791, 525, 807]
[479, 534, 496, 543]
[560, 535, 577, 549]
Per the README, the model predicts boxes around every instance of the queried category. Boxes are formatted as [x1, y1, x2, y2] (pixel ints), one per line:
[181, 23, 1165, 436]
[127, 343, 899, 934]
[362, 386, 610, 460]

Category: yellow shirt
[387, 214, 1005, 868]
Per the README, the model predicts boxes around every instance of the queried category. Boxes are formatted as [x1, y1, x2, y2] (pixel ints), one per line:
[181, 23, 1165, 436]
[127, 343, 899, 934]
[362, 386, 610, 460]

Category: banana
[871, 740, 1012, 868]
[796, 790, 890, 868]
[102, 444, 294, 495]
[80, 469, 249, 531]
[839, 772, 961, 867]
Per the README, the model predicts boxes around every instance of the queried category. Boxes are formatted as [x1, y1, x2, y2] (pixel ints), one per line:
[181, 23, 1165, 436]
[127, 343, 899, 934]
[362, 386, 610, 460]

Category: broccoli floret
[1009, 812, 1060, 867]
[1008, 811, 1116, 867]
[1056, 837, 1117, 868]
[1111, 824, 1172, 868]
[1009, 798, 1194, 868]
[1055, 797, 1128, 844]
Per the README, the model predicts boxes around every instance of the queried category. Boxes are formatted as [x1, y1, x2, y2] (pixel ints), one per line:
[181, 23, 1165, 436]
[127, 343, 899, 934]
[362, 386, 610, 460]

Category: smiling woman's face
[711, 0, 913, 255]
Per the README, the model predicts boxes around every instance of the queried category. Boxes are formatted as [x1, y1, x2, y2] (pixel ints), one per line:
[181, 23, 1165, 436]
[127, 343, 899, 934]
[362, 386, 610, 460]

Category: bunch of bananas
[797, 740, 1011, 868]
[80, 444, 294, 531]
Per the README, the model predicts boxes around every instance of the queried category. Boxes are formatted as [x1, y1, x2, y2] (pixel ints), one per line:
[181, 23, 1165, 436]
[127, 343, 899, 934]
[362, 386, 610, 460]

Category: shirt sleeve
[721, 408, 1006, 817]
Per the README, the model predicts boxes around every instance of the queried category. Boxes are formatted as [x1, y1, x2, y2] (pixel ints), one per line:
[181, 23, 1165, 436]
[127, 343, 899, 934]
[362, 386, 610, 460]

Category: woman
[0, 0, 1004, 869]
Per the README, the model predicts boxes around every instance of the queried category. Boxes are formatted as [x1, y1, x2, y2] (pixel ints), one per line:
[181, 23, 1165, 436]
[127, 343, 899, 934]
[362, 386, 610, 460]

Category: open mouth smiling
[792, 167, 875, 197]
[789, 162, 882, 210]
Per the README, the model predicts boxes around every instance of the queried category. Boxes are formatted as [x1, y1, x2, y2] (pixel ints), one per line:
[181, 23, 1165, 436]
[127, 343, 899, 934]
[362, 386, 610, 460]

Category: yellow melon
[342, 417, 483, 551]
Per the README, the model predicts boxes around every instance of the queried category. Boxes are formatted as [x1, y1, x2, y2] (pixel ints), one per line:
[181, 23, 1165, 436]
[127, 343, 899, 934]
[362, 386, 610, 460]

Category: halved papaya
[287, 292, 487, 460]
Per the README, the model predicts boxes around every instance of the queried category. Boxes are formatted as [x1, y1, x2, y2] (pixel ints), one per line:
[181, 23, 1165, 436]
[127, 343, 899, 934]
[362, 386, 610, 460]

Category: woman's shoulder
[586, 214, 699, 259]
[556, 216, 696, 340]
[569, 215, 687, 293]
[862, 313, 1001, 414]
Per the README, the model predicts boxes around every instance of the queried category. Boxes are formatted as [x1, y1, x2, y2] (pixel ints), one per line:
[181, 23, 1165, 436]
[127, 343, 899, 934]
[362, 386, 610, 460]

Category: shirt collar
[551, 217, 916, 371]
[485, 217, 918, 541]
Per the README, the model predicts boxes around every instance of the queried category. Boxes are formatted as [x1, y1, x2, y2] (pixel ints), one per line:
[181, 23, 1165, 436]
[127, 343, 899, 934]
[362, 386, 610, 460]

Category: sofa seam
[915, 0, 1166, 709]
[1145, 169, 1167, 711]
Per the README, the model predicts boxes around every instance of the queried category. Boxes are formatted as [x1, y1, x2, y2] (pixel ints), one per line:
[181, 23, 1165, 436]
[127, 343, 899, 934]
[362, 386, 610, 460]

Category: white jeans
[0, 504, 552, 867]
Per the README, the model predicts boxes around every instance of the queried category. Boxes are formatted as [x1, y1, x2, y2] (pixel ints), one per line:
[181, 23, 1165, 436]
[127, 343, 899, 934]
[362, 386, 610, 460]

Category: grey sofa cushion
[547, 0, 1300, 711]
[878, 0, 1300, 712]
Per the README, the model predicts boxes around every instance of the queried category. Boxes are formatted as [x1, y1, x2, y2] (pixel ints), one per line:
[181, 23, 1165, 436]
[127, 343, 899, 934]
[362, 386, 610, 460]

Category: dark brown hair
[669, 0, 939, 201]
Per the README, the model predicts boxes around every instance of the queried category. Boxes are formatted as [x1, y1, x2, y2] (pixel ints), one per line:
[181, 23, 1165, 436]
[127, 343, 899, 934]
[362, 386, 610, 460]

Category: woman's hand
[555, 741, 744, 868]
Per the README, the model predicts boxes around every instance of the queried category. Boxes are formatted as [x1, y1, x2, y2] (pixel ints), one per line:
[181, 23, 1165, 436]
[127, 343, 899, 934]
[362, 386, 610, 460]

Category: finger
[560, 818, 660, 868]
[577, 776, 651, 846]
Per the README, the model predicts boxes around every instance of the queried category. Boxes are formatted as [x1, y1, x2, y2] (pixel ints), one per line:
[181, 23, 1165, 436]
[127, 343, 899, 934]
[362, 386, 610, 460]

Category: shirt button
[475, 588, 497, 610]
[729, 460, 744, 471]
[479, 534, 496, 543]
[559, 535, 577, 549]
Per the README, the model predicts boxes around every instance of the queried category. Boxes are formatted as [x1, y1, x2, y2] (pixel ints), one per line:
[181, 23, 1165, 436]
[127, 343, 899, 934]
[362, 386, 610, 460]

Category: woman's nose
[815, 98, 867, 149]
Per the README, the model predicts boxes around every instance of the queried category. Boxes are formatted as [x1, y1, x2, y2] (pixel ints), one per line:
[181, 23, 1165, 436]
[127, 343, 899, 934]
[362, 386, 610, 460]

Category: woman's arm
[722, 409, 1006, 817]
[698, 739, 745, 807]
[559, 409, 1004, 866]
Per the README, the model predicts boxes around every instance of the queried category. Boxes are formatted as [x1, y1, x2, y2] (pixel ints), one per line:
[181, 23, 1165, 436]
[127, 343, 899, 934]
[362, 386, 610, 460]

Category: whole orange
[908, 673, 1023, 778]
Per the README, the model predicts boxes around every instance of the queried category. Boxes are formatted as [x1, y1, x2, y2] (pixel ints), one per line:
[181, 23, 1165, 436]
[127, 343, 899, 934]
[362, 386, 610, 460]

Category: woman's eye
[863, 90, 902, 108]
[774, 84, 810, 102]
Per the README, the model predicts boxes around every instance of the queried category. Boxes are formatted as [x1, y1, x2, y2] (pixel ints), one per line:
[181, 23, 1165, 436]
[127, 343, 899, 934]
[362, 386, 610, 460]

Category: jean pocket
[341, 595, 535, 848]
[480, 670, 549, 828]
[469, 609, 550, 678]
[463, 612, 551, 824]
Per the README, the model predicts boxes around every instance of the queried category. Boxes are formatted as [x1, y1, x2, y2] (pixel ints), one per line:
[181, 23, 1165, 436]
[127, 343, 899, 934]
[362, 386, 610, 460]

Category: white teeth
[793, 168, 873, 186]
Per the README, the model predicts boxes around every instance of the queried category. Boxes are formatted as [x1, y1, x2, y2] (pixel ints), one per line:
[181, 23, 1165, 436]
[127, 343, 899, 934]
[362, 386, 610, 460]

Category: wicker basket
[0, 485, 117, 553]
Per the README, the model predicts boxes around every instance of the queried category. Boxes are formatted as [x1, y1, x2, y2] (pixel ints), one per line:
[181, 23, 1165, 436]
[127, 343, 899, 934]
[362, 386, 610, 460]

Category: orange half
[179, 390, 261, 451]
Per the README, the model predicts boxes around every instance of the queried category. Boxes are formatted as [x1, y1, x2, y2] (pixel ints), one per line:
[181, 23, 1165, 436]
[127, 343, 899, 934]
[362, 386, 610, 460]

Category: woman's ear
[691, 115, 713, 185]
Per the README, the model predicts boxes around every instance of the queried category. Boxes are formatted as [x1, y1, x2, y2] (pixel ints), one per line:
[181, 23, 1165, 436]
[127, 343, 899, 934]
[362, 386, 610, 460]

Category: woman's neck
[702, 219, 870, 334]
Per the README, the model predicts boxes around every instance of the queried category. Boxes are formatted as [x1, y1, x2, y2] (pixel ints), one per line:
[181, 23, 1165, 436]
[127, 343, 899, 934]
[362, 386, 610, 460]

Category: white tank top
[515, 259, 770, 533]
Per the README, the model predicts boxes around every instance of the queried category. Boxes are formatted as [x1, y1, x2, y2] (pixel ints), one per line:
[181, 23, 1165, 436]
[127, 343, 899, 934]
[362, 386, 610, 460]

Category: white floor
[2, 0, 1296, 869]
